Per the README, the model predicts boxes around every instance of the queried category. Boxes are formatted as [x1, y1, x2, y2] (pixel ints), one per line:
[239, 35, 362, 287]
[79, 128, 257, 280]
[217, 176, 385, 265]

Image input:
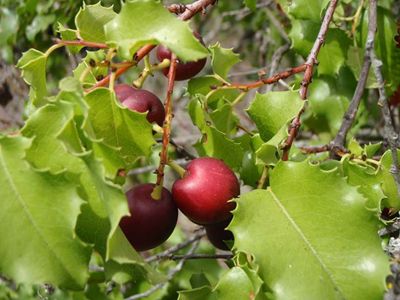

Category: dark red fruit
[114, 84, 165, 126]
[205, 218, 234, 250]
[156, 32, 207, 81]
[172, 157, 240, 225]
[119, 184, 178, 251]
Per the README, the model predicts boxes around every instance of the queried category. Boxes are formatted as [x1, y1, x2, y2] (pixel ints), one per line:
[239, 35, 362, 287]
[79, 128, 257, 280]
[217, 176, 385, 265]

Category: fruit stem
[168, 160, 186, 178]
[151, 184, 163, 200]
[257, 165, 269, 189]
[133, 58, 171, 88]
[109, 71, 117, 91]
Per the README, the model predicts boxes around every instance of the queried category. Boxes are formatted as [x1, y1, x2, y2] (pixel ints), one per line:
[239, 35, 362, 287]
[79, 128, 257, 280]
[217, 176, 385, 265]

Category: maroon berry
[156, 32, 207, 81]
[172, 157, 240, 225]
[205, 218, 234, 250]
[120, 184, 178, 251]
[114, 84, 165, 126]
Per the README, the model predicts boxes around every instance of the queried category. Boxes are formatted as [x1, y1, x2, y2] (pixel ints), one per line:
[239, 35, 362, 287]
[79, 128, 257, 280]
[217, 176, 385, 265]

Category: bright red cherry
[119, 184, 178, 251]
[114, 84, 165, 126]
[205, 218, 234, 250]
[172, 157, 240, 225]
[156, 32, 207, 81]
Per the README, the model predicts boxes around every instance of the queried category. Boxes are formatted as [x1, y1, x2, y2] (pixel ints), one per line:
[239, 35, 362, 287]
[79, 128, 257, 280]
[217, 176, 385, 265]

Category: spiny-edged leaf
[346, 46, 378, 88]
[16, 49, 47, 107]
[230, 160, 388, 300]
[283, 0, 330, 21]
[189, 98, 243, 169]
[187, 76, 240, 105]
[379, 150, 400, 209]
[209, 43, 241, 80]
[179, 266, 266, 300]
[255, 126, 287, 165]
[57, 23, 83, 54]
[342, 157, 384, 211]
[195, 126, 244, 170]
[289, 21, 350, 75]
[105, 0, 208, 61]
[303, 79, 349, 135]
[247, 91, 303, 141]
[75, 3, 116, 43]
[105, 227, 164, 284]
[0, 135, 90, 290]
[210, 102, 239, 134]
[21, 100, 129, 257]
[84, 88, 155, 167]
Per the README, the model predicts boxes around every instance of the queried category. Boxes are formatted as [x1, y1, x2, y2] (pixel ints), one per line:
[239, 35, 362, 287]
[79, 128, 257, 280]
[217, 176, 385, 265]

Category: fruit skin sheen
[115, 84, 165, 126]
[120, 184, 178, 251]
[172, 157, 239, 225]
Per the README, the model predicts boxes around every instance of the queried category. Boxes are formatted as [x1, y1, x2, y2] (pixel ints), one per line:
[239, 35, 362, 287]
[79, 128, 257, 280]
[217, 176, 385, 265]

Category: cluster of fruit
[117, 36, 239, 252]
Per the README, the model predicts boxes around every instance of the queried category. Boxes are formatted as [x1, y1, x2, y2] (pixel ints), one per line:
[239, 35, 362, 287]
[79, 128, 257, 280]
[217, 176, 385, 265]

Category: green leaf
[342, 158, 384, 211]
[179, 266, 266, 300]
[243, 0, 256, 10]
[188, 98, 243, 170]
[84, 88, 156, 168]
[26, 14, 55, 41]
[247, 91, 303, 141]
[285, 0, 330, 21]
[16, 49, 47, 107]
[379, 150, 400, 209]
[0, 8, 18, 45]
[303, 79, 349, 135]
[104, 0, 208, 61]
[231, 160, 388, 300]
[209, 43, 241, 80]
[289, 22, 350, 76]
[75, 3, 116, 43]
[187, 76, 239, 105]
[0, 136, 90, 290]
[57, 23, 83, 54]
[21, 100, 129, 257]
[347, 46, 378, 88]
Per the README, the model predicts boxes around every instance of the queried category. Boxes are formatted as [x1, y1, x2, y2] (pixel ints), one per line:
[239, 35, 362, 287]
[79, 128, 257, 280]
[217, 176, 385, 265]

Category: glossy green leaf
[105, 0, 208, 61]
[21, 100, 129, 257]
[75, 3, 116, 43]
[84, 88, 156, 168]
[231, 160, 389, 300]
[247, 91, 303, 141]
[0, 136, 90, 290]
[189, 98, 244, 169]
[179, 267, 266, 300]
[285, 0, 330, 21]
[209, 43, 241, 80]
[16, 49, 47, 107]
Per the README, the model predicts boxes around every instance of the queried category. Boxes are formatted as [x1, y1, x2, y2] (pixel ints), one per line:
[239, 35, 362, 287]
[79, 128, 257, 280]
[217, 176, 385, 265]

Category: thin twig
[170, 253, 233, 260]
[145, 228, 206, 263]
[86, 0, 218, 92]
[369, 0, 400, 197]
[281, 0, 339, 161]
[125, 239, 201, 300]
[265, 43, 291, 92]
[229, 64, 307, 91]
[330, 0, 377, 156]
[153, 54, 177, 197]
[54, 38, 108, 49]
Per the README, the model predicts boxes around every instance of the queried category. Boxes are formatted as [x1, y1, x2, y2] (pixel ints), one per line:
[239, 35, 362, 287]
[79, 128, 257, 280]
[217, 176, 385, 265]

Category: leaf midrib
[269, 189, 345, 298]
[0, 146, 78, 284]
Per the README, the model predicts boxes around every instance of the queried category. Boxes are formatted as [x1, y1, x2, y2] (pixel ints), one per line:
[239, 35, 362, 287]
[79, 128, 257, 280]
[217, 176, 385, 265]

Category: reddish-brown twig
[281, 0, 339, 161]
[54, 38, 108, 49]
[229, 64, 306, 91]
[152, 55, 177, 198]
[86, 0, 217, 92]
